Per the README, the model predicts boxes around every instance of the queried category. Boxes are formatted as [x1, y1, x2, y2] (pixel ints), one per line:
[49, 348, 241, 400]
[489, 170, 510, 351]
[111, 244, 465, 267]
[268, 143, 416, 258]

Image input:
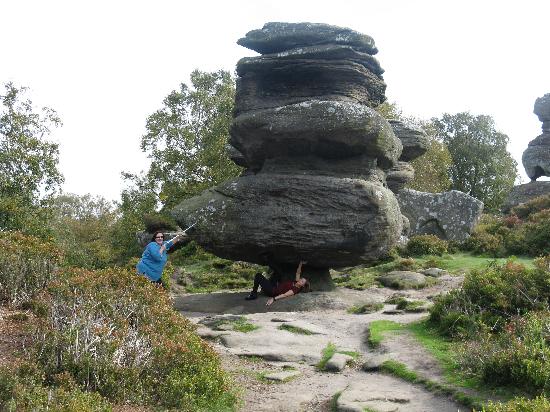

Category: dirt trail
[176, 274, 474, 412]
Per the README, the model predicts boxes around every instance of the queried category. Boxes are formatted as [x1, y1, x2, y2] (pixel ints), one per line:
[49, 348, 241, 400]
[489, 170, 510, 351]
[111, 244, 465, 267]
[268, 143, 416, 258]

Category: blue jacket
[136, 239, 175, 281]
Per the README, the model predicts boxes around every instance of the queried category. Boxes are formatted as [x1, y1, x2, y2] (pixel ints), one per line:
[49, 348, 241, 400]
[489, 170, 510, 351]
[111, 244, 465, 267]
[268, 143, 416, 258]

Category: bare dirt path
[176, 274, 472, 412]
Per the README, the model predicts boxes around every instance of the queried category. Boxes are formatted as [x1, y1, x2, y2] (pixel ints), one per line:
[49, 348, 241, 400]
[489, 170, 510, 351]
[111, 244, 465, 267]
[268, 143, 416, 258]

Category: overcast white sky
[1, 0, 549, 201]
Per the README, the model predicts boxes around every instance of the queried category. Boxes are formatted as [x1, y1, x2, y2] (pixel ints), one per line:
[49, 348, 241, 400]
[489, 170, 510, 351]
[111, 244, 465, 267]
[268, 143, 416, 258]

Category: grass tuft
[278, 324, 314, 335]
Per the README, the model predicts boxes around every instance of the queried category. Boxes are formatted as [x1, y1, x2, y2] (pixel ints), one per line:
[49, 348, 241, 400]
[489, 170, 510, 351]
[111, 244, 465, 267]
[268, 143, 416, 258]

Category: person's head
[296, 277, 311, 293]
[152, 231, 164, 244]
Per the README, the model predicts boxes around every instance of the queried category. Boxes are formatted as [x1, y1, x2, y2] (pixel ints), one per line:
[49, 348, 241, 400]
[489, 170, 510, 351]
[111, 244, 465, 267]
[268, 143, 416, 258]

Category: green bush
[481, 395, 550, 412]
[429, 260, 550, 338]
[33, 267, 235, 410]
[511, 195, 550, 219]
[461, 312, 550, 395]
[406, 235, 448, 256]
[0, 231, 63, 305]
[0, 364, 112, 411]
[462, 231, 505, 256]
[522, 210, 550, 256]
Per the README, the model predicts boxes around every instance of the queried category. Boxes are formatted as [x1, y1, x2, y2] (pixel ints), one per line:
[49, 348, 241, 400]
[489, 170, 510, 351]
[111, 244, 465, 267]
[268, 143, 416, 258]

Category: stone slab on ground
[336, 375, 460, 412]
[220, 328, 328, 365]
[325, 353, 354, 372]
[378, 271, 428, 289]
[263, 370, 301, 382]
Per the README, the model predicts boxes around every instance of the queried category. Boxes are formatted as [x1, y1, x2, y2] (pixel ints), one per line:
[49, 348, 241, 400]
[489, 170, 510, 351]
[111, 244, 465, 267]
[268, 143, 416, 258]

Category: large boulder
[522, 93, 550, 181]
[503, 181, 550, 212]
[172, 173, 403, 268]
[230, 100, 402, 170]
[523, 134, 550, 181]
[388, 119, 429, 162]
[235, 59, 386, 114]
[237, 22, 378, 55]
[397, 189, 483, 242]
[236, 44, 384, 76]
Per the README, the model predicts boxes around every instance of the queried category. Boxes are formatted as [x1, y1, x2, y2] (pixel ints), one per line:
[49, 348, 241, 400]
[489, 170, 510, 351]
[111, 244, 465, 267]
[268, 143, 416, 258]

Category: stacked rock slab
[505, 93, 550, 211]
[172, 23, 405, 289]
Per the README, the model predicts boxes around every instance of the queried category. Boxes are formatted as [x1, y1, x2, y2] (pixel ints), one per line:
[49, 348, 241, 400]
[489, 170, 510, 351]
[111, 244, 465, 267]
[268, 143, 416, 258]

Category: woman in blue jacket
[137, 230, 184, 284]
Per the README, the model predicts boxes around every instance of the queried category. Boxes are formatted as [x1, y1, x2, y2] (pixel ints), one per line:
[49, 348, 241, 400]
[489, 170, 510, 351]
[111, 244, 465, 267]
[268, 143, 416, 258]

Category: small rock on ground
[378, 271, 428, 289]
[325, 353, 354, 372]
[263, 370, 301, 382]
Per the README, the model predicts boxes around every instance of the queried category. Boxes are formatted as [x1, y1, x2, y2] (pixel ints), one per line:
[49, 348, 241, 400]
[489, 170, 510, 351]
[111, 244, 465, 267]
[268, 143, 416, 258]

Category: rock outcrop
[172, 22, 406, 287]
[397, 189, 483, 242]
[523, 93, 550, 181]
[506, 93, 550, 210]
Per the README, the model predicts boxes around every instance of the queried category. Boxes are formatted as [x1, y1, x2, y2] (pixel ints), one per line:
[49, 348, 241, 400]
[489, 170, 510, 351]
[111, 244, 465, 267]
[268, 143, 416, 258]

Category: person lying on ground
[136, 230, 185, 284]
[245, 260, 310, 305]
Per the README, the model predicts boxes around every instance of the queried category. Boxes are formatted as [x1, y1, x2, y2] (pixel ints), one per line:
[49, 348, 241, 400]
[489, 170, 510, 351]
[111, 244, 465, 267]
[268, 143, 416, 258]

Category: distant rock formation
[397, 189, 483, 242]
[506, 93, 550, 211]
[523, 93, 550, 181]
[172, 22, 405, 288]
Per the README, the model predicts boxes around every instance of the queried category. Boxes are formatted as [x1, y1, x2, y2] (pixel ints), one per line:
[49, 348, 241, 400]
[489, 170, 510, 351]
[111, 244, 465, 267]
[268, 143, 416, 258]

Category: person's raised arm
[295, 260, 306, 281]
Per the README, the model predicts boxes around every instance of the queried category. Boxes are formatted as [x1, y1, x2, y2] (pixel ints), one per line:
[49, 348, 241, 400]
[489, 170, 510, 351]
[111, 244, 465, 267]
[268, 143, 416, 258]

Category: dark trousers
[252, 273, 275, 297]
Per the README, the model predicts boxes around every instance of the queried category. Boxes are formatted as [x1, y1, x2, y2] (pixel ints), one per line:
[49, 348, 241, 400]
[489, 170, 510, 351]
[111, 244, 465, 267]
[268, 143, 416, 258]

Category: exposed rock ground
[176, 274, 473, 412]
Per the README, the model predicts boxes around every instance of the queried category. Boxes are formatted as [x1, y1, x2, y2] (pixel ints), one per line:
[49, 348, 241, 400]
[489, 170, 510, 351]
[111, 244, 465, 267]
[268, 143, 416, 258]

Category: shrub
[0, 231, 63, 305]
[481, 395, 550, 412]
[0, 364, 112, 411]
[522, 210, 550, 256]
[462, 231, 505, 257]
[33, 267, 234, 410]
[460, 312, 550, 394]
[429, 260, 550, 338]
[511, 194, 550, 219]
[406, 235, 448, 256]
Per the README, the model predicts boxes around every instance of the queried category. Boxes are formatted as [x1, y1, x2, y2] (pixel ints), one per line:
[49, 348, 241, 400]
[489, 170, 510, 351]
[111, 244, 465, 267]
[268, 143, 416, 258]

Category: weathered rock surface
[237, 22, 378, 55]
[388, 119, 428, 162]
[263, 370, 301, 381]
[325, 353, 354, 372]
[386, 161, 414, 193]
[397, 189, 483, 241]
[336, 377, 458, 412]
[503, 181, 550, 212]
[378, 271, 429, 289]
[523, 137, 550, 181]
[534, 93, 550, 122]
[172, 174, 403, 268]
[235, 60, 386, 113]
[420, 267, 448, 278]
[237, 44, 384, 76]
[522, 93, 550, 181]
[230, 100, 402, 169]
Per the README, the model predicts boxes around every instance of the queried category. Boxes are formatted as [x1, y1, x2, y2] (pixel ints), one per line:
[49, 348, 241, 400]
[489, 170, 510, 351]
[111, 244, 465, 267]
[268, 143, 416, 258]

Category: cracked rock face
[172, 23, 405, 279]
[397, 189, 483, 242]
[523, 93, 550, 181]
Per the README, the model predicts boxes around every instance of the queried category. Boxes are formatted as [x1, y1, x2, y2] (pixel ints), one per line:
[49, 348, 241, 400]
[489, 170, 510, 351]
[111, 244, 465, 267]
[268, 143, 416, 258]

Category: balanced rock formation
[505, 93, 550, 211]
[397, 189, 483, 242]
[523, 93, 550, 181]
[172, 22, 405, 288]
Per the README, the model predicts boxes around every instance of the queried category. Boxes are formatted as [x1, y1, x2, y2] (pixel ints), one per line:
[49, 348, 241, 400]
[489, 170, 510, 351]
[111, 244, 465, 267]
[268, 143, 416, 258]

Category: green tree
[377, 102, 452, 193]
[49, 193, 117, 269]
[138, 69, 241, 210]
[0, 82, 63, 235]
[431, 112, 518, 211]
[407, 122, 452, 193]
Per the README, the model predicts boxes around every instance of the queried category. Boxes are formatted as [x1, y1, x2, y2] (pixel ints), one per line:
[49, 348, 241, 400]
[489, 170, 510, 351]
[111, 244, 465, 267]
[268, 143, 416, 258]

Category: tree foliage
[0, 82, 64, 235]
[431, 112, 517, 212]
[377, 102, 452, 193]
[49, 193, 117, 269]
[137, 69, 241, 210]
